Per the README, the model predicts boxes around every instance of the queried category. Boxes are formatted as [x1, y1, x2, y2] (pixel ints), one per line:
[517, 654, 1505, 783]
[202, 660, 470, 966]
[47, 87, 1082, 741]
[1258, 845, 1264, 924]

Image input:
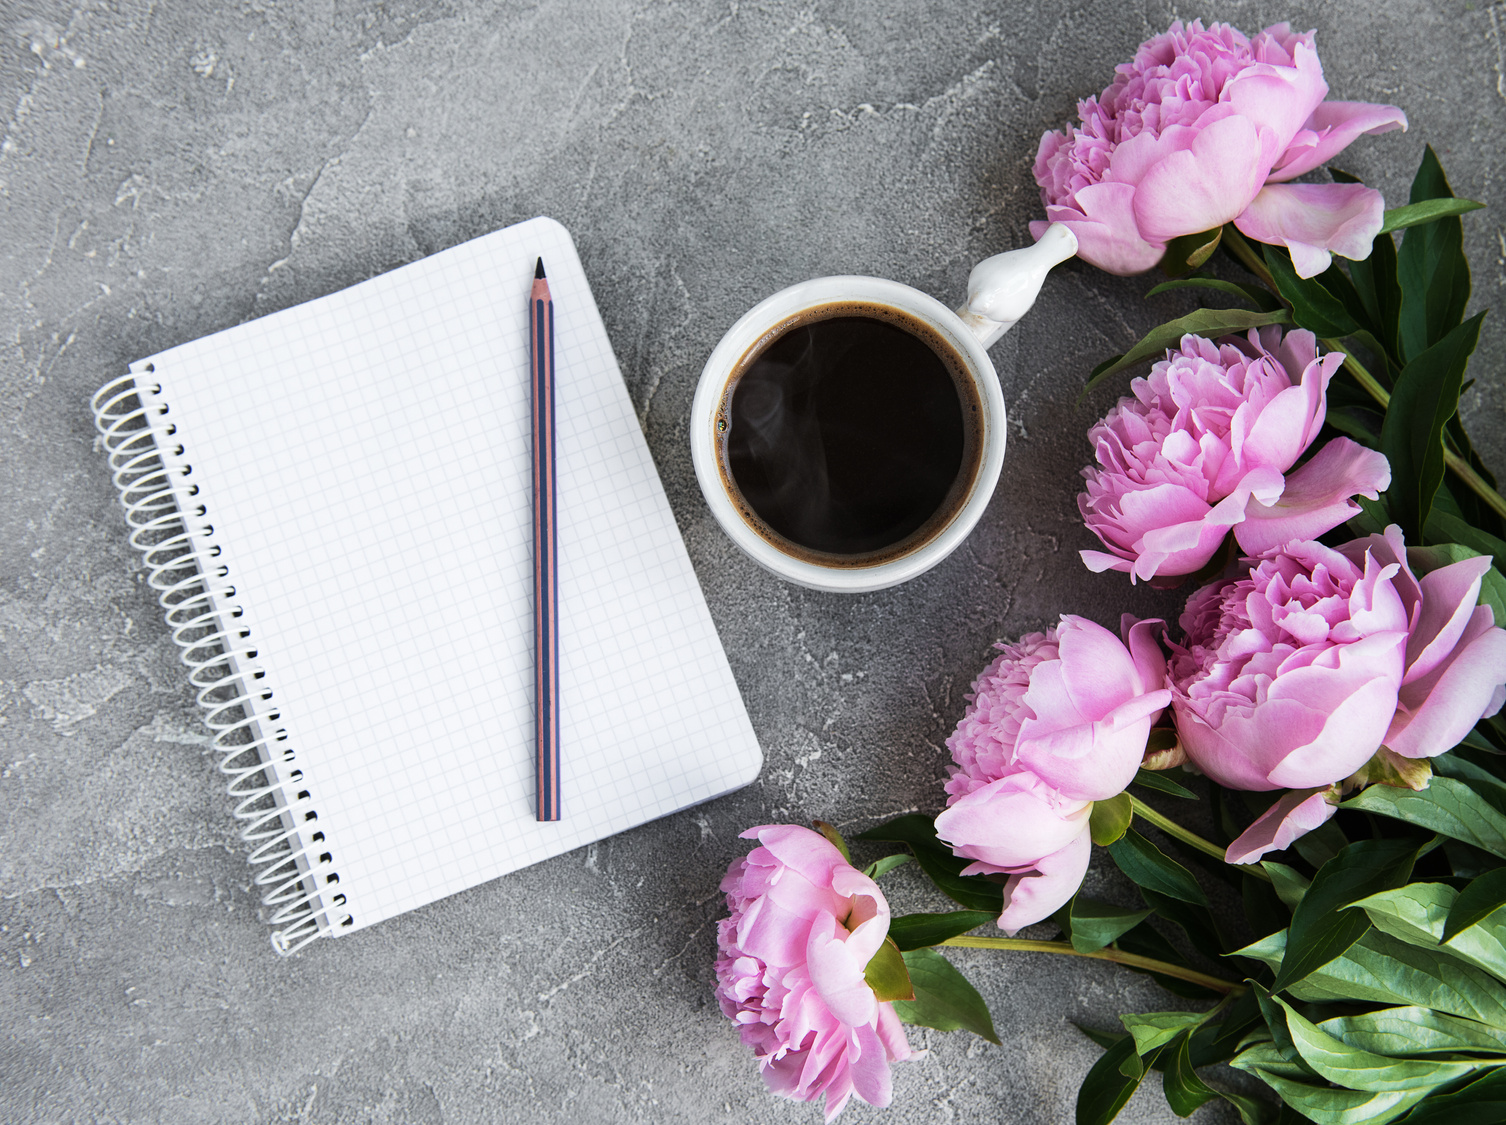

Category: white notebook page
[135, 217, 761, 934]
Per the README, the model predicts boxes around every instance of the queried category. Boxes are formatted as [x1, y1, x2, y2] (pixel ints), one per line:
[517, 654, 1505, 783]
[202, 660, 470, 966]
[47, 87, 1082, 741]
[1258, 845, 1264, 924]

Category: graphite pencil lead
[535, 257, 546, 279]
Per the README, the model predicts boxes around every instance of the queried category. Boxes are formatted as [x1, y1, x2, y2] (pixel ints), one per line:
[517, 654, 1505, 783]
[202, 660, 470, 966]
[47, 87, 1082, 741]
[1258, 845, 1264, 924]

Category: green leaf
[1263, 245, 1360, 338]
[1319, 1006, 1506, 1057]
[1342, 776, 1506, 858]
[1076, 1035, 1151, 1125]
[1160, 228, 1224, 277]
[812, 820, 851, 862]
[1081, 307, 1292, 396]
[1115, 921, 1224, 999]
[1355, 883, 1456, 950]
[1398, 145, 1472, 364]
[1232, 930, 1289, 974]
[1407, 544, 1506, 628]
[1379, 314, 1487, 542]
[887, 909, 996, 952]
[1380, 197, 1486, 234]
[1293, 818, 1350, 870]
[1349, 228, 1402, 362]
[1132, 768, 1197, 800]
[1162, 1030, 1220, 1117]
[1392, 1067, 1506, 1124]
[855, 815, 1004, 912]
[1445, 870, 1506, 943]
[1263, 863, 1312, 912]
[1294, 929, 1506, 1027]
[1142, 888, 1227, 962]
[1120, 1011, 1207, 1056]
[1232, 1062, 1428, 1125]
[1274, 839, 1419, 993]
[1091, 793, 1134, 846]
[1068, 896, 1154, 954]
[862, 853, 912, 880]
[1109, 829, 1210, 907]
[864, 936, 914, 1002]
[891, 947, 999, 1043]
[1272, 994, 1481, 1092]
[1145, 277, 1284, 311]
[1424, 507, 1506, 576]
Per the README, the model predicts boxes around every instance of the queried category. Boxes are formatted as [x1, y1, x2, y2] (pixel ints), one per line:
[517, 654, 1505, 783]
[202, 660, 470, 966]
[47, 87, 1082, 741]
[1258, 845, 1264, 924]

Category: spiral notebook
[92, 217, 762, 954]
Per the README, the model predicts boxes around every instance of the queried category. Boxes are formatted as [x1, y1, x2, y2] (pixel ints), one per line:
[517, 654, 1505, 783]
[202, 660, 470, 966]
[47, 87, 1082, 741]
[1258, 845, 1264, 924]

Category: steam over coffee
[716, 303, 983, 565]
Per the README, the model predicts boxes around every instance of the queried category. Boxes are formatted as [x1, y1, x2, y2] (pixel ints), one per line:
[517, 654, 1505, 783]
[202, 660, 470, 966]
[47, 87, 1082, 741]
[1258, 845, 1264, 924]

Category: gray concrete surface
[3, 1, 1504, 1122]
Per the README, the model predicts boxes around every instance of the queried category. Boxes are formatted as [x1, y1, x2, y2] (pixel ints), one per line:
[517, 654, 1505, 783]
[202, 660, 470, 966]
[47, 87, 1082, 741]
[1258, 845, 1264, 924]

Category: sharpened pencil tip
[535, 258, 546, 279]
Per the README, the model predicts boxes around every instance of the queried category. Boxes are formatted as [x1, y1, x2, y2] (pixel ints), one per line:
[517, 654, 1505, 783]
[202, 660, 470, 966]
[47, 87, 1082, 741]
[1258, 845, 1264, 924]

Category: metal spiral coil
[91, 372, 345, 955]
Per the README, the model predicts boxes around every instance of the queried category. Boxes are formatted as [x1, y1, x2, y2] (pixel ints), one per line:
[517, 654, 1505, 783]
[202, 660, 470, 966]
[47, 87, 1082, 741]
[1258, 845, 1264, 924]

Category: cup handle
[954, 223, 1079, 349]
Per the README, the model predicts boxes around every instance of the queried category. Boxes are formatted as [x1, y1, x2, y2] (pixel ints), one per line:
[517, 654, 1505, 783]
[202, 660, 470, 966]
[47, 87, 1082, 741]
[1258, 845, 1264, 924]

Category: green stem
[1314, 341, 1506, 522]
[1127, 795, 1273, 884]
[939, 936, 1247, 995]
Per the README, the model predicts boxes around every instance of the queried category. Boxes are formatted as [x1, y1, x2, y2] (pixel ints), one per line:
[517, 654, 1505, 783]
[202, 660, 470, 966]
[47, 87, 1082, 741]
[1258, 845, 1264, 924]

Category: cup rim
[690, 275, 1007, 593]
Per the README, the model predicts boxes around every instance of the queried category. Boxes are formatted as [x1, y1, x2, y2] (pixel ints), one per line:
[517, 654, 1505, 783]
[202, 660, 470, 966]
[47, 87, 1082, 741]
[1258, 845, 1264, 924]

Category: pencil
[531, 257, 561, 821]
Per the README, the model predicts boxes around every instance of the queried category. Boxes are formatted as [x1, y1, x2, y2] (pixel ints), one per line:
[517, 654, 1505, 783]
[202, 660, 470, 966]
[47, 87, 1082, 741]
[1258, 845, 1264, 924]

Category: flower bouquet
[714, 20, 1506, 1125]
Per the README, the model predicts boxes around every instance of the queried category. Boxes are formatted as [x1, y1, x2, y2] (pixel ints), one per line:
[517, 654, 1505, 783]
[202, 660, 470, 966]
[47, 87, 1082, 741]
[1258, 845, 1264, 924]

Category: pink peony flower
[715, 825, 913, 1122]
[1169, 538, 1410, 793]
[935, 616, 1170, 933]
[1032, 20, 1407, 278]
[1079, 328, 1391, 583]
[1337, 525, 1506, 758]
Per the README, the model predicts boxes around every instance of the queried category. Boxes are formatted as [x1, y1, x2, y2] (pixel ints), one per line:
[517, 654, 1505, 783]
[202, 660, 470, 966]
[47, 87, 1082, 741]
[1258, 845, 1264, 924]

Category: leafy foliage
[865, 147, 1503, 1125]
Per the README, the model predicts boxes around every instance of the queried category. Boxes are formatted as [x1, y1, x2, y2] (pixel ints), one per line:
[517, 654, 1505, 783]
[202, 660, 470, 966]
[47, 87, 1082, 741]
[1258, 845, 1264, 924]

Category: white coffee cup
[689, 224, 1078, 593]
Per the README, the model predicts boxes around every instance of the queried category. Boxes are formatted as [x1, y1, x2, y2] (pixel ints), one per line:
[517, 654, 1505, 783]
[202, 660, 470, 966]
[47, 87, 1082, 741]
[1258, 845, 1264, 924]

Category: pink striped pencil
[531, 258, 560, 821]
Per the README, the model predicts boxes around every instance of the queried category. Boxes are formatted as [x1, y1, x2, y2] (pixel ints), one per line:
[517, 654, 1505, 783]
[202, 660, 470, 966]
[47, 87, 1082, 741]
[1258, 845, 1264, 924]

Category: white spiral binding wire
[91, 371, 349, 955]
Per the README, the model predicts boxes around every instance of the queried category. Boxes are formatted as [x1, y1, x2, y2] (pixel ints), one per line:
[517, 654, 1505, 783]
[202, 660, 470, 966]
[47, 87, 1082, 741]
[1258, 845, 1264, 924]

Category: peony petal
[1388, 609, 1506, 757]
[1081, 548, 1134, 574]
[1225, 788, 1338, 864]
[1225, 38, 1330, 161]
[1133, 115, 1269, 241]
[1265, 670, 1403, 788]
[934, 775, 1091, 868]
[1123, 616, 1170, 694]
[1234, 182, 1386, 278]
[1034, 181, 1167, 275]
[997, 829, 1092, 936]
[1056, 615, 1140, 718]
[806, 915, 878, 1028]
[847, 1024, 894, 1110]
[1268, 101, 1409, 182]
[1405, 555, 1492, 683]
[1235, 437, 1391, 555]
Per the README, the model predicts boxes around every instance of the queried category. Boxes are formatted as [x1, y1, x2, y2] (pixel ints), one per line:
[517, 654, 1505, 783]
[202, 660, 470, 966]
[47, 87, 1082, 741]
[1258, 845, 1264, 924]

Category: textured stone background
[3, 1, 1503, 1122]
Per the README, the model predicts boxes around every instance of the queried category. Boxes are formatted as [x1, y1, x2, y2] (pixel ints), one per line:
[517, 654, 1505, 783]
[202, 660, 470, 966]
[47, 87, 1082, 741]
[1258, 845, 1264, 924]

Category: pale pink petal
[1234, 182, 1385, 278]
[1032, 180, 1166, 275]
[806, 915, 878, 1029]
[997, 829, 1092, 936]
[1268, 101, 1409, 182]
[1388, 609, 1506, 758]
[1081, 548, 1134, 575]
[1225, 788, 1337, 864]
[1235, 438, 1392, 555]
[874, 1004, 914, 1063]
[847, 1024, 894, 1110]
[1225, 38, 1330, 160]
[1123, 616, 1170, 694]
[1406, 556, 1492, 683]
[934, 775, 1091, 868]
[1056, 615, 1140, 717]
[1266, 668, 1404, 788]
[1133, 115, 1269, 241]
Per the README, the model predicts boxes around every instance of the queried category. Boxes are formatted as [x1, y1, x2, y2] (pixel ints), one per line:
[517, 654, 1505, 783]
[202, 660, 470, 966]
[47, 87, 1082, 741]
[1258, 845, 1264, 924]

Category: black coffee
[716, 303, 982, 565]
